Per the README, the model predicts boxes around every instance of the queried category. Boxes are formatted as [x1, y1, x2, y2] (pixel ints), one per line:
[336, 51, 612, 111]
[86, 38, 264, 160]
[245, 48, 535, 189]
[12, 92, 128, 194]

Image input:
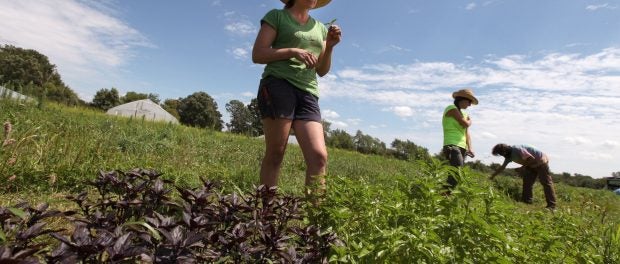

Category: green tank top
[260, 9, 327, 97]
[442, 105, 468, 149]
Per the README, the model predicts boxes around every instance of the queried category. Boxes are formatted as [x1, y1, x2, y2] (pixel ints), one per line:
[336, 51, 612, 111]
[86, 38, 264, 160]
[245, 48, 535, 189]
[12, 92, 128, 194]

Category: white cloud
[582, 152, 613, 160]
[564, 136, 592, 145]
[347, 118, 362, 126]
[586, 4, 617, 11]
[603, 140, 620, 148]
[378, 45, 411, 54]
[480, 132, 498, 139]
[388, 106, 415, 117]
[466, 3, 477, 10]
[0, 0, 153, 100]
[321, 47, 620, 177]
[229, 47, 250, 60]
[328, 120, 348, 129]
[323, 109, 340, 119]
[241, 92, 254, 98]
[224, 20, 257, 36]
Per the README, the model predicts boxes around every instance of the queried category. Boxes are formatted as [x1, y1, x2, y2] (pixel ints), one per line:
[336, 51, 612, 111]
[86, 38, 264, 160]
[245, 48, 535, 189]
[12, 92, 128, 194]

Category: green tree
[353, 130, 386, 155]
[178, 92, 223, 130]
[0, 45, 81, 105]
[91, 88, 120, 111]
[390, 139, 431, 162]
[322, 119, 331, 138]
[226, 100, 254, 135]
[247, 98, 263, 136]
[161, 99, 181, 120]
[326, 129, 355, 150]
[121, 91, 160, 104]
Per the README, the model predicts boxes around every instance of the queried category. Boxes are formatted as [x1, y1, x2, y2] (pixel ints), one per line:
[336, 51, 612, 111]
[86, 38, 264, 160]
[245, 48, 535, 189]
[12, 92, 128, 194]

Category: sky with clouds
[1, 0, 619, 178]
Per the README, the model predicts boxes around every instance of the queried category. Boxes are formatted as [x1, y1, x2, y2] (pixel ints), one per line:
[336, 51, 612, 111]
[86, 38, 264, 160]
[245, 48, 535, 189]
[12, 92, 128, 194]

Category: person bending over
[490, 143, 557, 209]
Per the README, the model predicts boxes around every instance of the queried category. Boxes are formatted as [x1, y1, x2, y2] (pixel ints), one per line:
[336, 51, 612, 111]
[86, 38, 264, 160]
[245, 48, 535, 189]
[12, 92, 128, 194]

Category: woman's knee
[308, 150, 328, 169]
[264, 148, 286, 165]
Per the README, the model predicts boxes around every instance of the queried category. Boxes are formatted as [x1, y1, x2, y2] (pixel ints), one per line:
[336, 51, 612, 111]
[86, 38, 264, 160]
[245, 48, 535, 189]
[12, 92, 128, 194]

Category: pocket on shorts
[257, 78, 276, 119]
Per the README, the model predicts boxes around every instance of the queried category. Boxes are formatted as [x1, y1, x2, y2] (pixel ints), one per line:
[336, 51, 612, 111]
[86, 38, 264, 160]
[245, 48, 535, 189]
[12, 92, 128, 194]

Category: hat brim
[280, 0, 331, 9]
[452, 92, 478, 105]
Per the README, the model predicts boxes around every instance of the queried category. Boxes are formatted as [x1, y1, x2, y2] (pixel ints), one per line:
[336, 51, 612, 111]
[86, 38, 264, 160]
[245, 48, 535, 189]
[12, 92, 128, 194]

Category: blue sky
[1, 0, 619, 178]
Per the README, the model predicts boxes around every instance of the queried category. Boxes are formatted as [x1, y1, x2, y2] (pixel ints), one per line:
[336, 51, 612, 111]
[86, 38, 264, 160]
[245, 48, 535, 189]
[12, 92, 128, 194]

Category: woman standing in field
[252, 0, 341, 193]
[442, 89, 478, 189]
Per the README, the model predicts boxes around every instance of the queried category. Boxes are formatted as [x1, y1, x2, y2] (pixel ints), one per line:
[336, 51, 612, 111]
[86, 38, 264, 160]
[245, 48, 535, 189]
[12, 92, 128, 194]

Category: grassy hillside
[1, 99, 619, 262]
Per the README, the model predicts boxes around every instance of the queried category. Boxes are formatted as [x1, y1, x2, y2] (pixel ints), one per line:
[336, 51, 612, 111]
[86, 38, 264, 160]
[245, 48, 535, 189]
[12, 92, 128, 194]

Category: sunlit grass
[1, 98, 619, 262]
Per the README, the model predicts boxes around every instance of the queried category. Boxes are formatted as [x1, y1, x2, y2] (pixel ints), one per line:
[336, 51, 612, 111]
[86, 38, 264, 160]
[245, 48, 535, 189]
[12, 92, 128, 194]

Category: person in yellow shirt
[442, 89, 478, 189]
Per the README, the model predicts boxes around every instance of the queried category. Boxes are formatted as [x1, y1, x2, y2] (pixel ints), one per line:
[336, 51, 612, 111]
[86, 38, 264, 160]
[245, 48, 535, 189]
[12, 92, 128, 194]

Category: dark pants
[519, 163, 557, 208]
[443, 145, 466, 188]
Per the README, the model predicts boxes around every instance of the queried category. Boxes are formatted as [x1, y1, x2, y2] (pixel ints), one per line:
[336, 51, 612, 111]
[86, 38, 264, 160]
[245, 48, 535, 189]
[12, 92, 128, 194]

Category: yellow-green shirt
[442, 105, 468, 149]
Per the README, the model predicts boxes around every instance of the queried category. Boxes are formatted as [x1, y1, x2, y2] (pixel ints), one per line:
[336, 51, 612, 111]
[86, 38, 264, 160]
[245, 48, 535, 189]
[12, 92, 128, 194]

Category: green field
[1, 99, 619, 263]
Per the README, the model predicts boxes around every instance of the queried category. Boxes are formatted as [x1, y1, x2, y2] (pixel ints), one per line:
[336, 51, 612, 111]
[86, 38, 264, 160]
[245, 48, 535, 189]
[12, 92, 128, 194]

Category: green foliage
[468, 161, 606, 190]
[353, 130, 386, 155]
[225, 99, 261, 136]
[178, 92, 223, 131]
[91, 87, 121, 111]
[247, 98, 263, 136]
[326, 129, 355, 150]
[121, 91, 160, 104]
[390, 138, 431, 162]
[161, 98, 181, 120]
[310, 164, 620, 263]
[0, 45, 81, 106]
[1, 99, 619, 263]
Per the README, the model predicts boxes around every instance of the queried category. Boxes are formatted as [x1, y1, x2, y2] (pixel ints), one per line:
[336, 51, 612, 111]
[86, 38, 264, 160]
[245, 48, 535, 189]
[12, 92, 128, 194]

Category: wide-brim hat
[452, 88, 478, 105]
[280, 0, 331, 9]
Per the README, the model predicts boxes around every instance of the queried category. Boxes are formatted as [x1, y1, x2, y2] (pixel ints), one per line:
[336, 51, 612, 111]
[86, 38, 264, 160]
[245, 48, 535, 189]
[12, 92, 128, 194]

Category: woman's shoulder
[444, 104, 457, 111]
[263, 9, 285, 18]
[270, 8, 289, 15]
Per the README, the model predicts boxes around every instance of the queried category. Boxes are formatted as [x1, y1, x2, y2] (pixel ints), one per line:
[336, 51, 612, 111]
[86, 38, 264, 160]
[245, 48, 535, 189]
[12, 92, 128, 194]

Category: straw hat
[280, 0, 331, 9]
[452, 88, 478, 105]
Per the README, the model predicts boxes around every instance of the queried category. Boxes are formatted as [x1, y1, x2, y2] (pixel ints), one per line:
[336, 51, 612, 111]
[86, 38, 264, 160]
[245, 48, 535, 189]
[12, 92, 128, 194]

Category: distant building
[606, 177, 620, 190]
[0, 85, 34, 102]
[106, 99, 179, 124]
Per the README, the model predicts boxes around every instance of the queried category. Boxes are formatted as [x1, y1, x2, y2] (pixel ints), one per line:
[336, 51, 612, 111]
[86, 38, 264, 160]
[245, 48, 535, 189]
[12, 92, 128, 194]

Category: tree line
[90, 86, 433, 163]
[1, 44, 613, 189]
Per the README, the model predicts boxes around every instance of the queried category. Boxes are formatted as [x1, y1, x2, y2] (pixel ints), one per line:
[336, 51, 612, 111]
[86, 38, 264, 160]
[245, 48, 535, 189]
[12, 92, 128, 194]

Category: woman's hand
[326, 25, 341, 48]
[292, 48, 318, 69]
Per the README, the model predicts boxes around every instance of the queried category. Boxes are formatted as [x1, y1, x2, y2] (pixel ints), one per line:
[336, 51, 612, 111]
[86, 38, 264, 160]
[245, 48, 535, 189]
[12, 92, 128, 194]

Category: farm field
[1, 99, 619, 263]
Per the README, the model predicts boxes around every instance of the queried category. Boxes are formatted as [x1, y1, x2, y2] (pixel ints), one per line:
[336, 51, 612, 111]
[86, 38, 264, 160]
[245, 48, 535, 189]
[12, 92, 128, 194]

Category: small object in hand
[325, 18, 337, 27]
[466, 152, 475, 158]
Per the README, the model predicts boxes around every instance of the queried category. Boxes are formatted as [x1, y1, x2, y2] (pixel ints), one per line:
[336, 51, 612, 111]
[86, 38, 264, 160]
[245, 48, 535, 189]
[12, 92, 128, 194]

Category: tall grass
[1, 98, 619, 262]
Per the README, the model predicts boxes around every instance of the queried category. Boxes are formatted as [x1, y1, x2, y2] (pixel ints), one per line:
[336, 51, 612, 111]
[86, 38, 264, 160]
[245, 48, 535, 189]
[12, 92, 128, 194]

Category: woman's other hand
[292, 48, 318, 69]
[326, 25, 341, 48]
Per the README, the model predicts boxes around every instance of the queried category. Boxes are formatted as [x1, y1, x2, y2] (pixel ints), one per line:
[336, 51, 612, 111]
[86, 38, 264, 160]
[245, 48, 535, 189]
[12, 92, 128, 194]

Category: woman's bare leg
[292, 120, 328, 189]
[260, 118, 293, 187]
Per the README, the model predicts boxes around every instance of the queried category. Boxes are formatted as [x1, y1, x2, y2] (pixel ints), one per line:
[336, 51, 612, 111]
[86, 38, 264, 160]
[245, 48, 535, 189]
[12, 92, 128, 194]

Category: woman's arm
[446, 109, 471, 128]
[252, 23, 316, 66]
[465, 128, 474, 157]
[316, 25, 341, 76]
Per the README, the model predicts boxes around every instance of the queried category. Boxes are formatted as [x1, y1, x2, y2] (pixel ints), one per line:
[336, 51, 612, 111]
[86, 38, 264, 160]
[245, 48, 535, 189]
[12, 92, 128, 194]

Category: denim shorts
[256, 76, 321, 122]
[443, 145, 467, 167]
